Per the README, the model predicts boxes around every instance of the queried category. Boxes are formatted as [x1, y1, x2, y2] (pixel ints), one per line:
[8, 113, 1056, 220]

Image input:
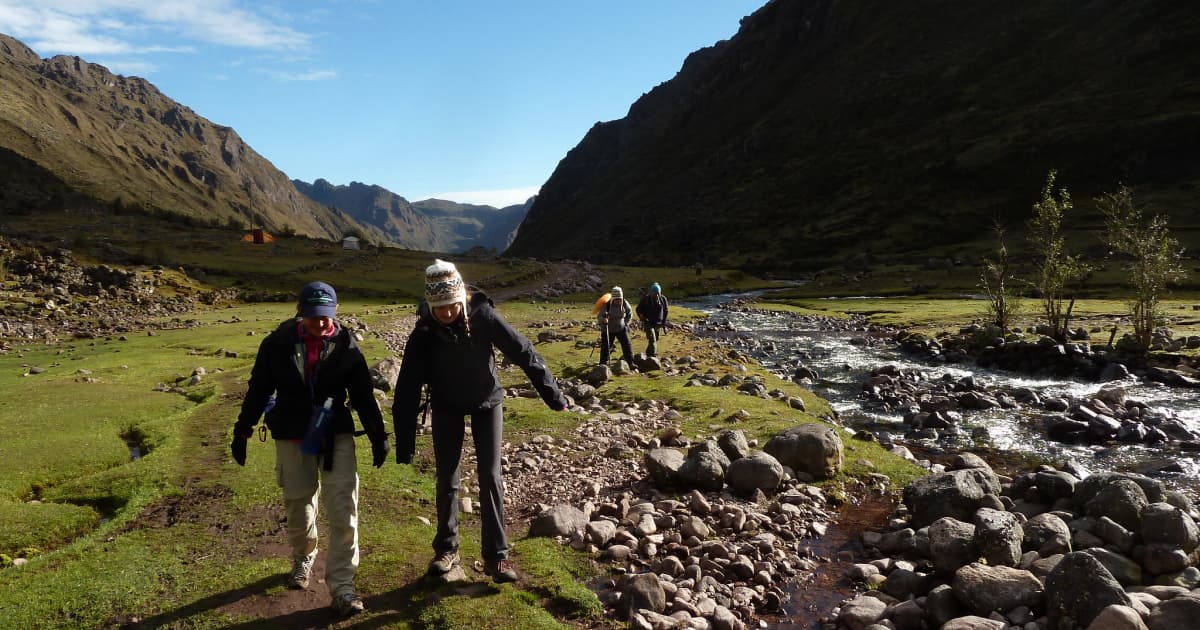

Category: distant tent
[342, 236, 360, 250]
[242, 229, 274, 244]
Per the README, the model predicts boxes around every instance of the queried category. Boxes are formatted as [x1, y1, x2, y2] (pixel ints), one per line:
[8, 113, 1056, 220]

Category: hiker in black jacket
[636, 282, 669, 357]
[393, 259, 567, 583]
[232, 281, 390, 617]
[597, 285, 634, 366]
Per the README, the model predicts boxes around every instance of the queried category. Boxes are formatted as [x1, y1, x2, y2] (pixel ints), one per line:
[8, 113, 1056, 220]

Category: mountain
[506, 0, 1200, 271]
[0, 33, 383, 242]
[411, 197, 530, 254]
[292, 177, 531, 254]
[292, 178, 439, 251]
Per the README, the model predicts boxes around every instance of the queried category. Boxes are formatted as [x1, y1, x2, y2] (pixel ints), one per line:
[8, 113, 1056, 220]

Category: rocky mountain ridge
[507, 0, 1200, 271]
[0, 33, 385, 243]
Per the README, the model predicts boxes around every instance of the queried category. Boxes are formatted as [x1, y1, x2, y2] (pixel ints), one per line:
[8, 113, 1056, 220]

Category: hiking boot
[428, 550, 459, 575]
[331, 592, 364, 617]
[484, 558, 519, 583]
[287, 552, 316, 590]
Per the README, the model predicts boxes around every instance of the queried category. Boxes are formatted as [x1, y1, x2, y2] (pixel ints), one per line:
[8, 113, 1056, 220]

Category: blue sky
[0, 1, 763, 207]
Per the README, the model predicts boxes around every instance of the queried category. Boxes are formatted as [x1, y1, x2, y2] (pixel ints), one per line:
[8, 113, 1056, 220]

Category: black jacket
[235, 319, 386, 441]
[636, 293, 669, 326]
[392, 291, 565, 460]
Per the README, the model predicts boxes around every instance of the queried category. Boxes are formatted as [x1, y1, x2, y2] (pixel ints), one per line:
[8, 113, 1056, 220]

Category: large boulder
[1087, 479, 1149, 532]
[726, 451, 784, 496]
[369, 357, 401, 391]
[717, 429, 751, 461]
[529, 505, 589, 538]
[974, 507, 1024, 567]
[678, 450, 727, 492]
[1146, 595, 1200, 630]
[1045, 552, 1132, 630]
[1087, 605, 1148, 630]
[902, 468, 1002, 529]
[644, 448, 685, 489]
[928, 517, 978, 576]
[1024, 512, 1073, 556]
[621, 572, 666, 617]
[1140, 503, 1200, 552]
[952, 562, 1044, 616]
[763, 424, 843, 481]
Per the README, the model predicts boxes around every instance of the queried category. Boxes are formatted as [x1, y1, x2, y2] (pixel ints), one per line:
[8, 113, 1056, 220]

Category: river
[686, 294, 1200, 491]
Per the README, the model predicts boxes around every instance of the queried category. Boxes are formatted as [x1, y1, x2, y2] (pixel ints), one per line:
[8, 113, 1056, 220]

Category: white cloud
[265, 68, 336, 81]
[0, 1, 312, 56]
[428, 186, 541, 208]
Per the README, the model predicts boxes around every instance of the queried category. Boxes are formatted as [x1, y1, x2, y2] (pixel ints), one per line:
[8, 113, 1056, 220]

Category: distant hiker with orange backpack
[636, 282, 669, 357]
[597, 286, 634, 366]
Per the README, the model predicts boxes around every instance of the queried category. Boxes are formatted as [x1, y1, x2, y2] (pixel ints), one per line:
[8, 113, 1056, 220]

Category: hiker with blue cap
[636, 282, 670, 357]
[231, 280, 390, 617]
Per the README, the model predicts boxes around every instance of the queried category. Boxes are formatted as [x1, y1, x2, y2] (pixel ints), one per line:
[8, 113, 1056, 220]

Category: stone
[762, 424, 843, 481]
[902, 468, 1001, 529]
[836, 594, 887, 630]
[529, 504, 589, 538]
[726, 451, 784, 496]
[1045, 552, 1132, 630]
[952, 562, 1043, 616]
[644, 448, 686, 489]
[928, 517, 978, 576]
[622, 572, 667, 616]
[1086, 604, 1148, 630]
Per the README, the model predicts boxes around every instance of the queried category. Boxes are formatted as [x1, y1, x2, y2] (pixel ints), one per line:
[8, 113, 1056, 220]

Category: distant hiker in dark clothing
[636, 282, 669, 357]
[597, 285, 634, 366]
[232, 281, 390, 618]
[393, 259, 568, 583]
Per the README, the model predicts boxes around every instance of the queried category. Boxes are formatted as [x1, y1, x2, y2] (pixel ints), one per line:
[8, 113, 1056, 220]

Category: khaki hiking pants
[275, 434, 359, 598]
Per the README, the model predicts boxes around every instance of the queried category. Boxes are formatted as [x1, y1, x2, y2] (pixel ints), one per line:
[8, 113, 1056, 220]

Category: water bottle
[300, 397, 334, 455]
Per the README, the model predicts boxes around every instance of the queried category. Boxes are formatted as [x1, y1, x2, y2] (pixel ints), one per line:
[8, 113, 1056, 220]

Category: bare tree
[980, 221, 1021, 332]
[1098, 185, 1187, 355]
[1028, 170, 1088, 341]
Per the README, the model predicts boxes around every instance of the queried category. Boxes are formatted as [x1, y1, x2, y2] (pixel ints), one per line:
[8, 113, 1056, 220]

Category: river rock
[1045, 552, 1132, 630]
[725, 451, 784, 495]
[928, 517, 978, 575]
[529, 504, 589, 538]
[1145, 595, 1200, 630]
[902, 468, 1001, 528]
[762, 424, 843, 481]
[1024, 512, 1073, 556]
[974, 507, 1024, 567]
[678, 450, 727, 492]
[952, 562, 1043, 616]
[1079, 547, 1143, 586]
[622, 572, 667, 617]
[942, 617, 1005, 630]
[1140, 503, 1199, 552]
[1087, 604, 1148, 630]
[837, 594, 887, 630]
[644, 448, 685, 488]
[1087, 479, 1149, 531]
[716, 429, 750, 461]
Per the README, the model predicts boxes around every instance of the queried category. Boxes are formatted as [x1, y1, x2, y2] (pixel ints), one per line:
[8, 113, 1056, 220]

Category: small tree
[1098, 186, 1187, 354]
[980, 222, 1021, 332]
[1028, 170, 1088, 341]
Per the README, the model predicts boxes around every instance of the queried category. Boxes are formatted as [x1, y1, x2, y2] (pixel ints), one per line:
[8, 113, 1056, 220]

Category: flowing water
[687, 293, 1200, 490]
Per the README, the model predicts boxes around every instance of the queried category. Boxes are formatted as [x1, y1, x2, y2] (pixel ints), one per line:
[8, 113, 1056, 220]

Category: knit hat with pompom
[425, 259, 467, 308]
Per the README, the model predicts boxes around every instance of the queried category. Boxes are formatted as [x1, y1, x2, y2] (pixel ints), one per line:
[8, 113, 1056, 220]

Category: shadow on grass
[126, 575, 303, 629]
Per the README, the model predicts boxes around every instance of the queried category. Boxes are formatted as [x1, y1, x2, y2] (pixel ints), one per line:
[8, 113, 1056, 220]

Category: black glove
[371, 436, 391, 468]
[231, 435, 248, 466]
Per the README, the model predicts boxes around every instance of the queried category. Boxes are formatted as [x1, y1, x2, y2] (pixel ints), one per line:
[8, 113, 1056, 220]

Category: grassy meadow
[0, 222, 928, 629]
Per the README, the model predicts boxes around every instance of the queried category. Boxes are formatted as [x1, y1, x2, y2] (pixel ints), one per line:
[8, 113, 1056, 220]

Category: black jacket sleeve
[391, 324, 431, 461]
[486, 307, 565, 409]
[235, 335, 277, 437]
[346, 346, 386, 442]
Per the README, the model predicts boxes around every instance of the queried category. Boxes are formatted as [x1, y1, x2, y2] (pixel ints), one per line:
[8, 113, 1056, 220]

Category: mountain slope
[0, 33, 379, 242]
[412, 197, 530, 254]
[506, 0, 1200, 271]
[292, 178, 439, 251]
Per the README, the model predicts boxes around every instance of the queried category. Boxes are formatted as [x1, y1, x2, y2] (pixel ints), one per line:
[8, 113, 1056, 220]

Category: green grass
[0, 250, 927, 628]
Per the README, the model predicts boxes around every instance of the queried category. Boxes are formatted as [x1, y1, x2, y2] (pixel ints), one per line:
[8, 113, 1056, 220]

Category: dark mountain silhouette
[412, 197, 531, 254]
[506, 0, 1200, 271]
[292, 178, 439, 250]
[0, 33, 385, 242]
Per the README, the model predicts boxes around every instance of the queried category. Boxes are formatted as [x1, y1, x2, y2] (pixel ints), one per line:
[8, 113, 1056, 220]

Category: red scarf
[298, 321, 338, 383]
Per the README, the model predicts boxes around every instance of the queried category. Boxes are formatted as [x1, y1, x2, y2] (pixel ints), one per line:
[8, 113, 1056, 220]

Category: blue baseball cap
[298, 281, 338, 318]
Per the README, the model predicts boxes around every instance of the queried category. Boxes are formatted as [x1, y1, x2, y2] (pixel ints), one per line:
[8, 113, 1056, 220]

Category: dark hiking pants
[599, 327, 633, 365]
[431, 404, 508, 561]
[643, 324, 662, 357]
